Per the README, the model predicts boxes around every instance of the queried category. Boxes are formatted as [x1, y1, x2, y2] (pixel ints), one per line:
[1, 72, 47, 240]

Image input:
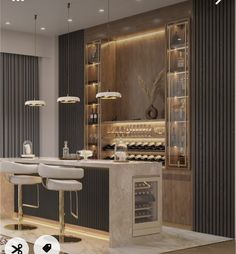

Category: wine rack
[101, 120, 166, 164]
[133, 176, 162, 237]
[84, 40, 102, 159]
[166, 19, 190, 169]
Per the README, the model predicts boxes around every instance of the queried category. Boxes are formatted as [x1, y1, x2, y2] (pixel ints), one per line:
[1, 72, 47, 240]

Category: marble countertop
[1, 157, 160, 169]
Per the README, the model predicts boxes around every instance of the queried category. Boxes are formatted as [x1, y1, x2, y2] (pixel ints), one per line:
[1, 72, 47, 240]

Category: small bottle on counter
[63, 141, 69, 159]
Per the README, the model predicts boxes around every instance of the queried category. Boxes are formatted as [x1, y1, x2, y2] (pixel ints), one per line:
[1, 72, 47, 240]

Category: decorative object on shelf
[21, 140, 35, 158]
[114, 139, 128, 162]
[79, 150, 93, 160]
[95, 0, 122, 100]
[25, 15, 46, 107]
[57, 2, 80, 104]
[138, 69, 164, 119]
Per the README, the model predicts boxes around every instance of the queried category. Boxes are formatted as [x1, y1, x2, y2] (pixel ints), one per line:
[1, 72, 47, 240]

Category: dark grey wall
[58, 30, 84, 156]
[0, 53, 39, 157]
[192, 0, 235, 238]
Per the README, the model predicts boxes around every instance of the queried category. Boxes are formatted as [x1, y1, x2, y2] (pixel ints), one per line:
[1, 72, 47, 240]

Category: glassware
[114, 139, 127, 161]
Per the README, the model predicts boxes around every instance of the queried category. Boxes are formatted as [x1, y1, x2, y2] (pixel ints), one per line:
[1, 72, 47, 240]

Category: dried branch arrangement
[138, 69, 165, 104]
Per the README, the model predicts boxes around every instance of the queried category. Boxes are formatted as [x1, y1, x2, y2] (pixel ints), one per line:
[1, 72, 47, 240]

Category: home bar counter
[1, 158, 162, 247]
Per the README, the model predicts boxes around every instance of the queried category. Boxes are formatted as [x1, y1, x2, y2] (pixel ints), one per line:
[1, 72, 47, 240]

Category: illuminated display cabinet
[84, 41, 102, 159]
[166, 19, 190, 169]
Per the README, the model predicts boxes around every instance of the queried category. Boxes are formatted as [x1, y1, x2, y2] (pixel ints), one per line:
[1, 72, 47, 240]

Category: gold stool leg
[53, 190, 81, 243]
[5, 185, 37, 231]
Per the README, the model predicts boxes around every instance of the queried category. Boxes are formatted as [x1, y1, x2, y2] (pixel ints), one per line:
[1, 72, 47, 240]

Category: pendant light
[57, 2, 80, 104]
[95, 0, 122, 100]
[25, 15, 46, 107]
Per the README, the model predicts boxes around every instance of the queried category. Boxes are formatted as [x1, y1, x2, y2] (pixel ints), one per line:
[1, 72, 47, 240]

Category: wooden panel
[163, 171, 192, 226]
[192, 0, 235, 237]
[115, 31, 166, 120]
[58, 30, 85, 156]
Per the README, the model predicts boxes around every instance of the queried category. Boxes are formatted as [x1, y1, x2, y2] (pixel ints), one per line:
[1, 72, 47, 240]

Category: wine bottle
[171, 31, 181, 48]
[177, 51, 185, 72]
[89, 109, 94, 124]
[93, 109, 98, 124]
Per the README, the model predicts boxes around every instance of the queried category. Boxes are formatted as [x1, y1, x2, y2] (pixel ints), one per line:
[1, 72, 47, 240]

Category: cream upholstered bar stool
[0, 161, 41, 230]
[38, 163, 84, 243]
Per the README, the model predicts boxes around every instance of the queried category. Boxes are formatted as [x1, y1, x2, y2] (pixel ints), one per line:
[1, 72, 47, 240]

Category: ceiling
[0, 0, 186, 36]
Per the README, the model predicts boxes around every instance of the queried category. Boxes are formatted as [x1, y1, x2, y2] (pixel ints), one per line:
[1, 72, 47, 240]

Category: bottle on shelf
[171, 31, 182, 48]
[89, 109, 94, 124]
[176, 51, 185, 72]
[93, 109, 98, 124]
[62, 141, 69, 159]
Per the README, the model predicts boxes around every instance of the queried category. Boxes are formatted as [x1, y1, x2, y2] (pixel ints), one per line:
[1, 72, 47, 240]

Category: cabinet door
[166, 20, 190, 169]
[133, 176, 162, 237]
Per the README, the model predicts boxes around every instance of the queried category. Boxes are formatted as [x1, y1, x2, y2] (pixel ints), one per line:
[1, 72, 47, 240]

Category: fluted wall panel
[192, 0, 235, 238]
[0, 53, 39, 157]
[58, 30, 84, 156]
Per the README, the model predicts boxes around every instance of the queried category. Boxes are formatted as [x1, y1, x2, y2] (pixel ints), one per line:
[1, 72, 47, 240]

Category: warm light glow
[68, 18, 73, 22]
[40, 27, 46, 31]
[5, 21, 11, 25]
[116, 30, 165, 43]
[22, 218, 109, 241]
[99, 8, 105, 13]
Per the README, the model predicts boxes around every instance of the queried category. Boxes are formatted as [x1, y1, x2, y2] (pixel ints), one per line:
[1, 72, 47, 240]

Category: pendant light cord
[67, 2, 70, 96]
[34, 14, 37, 100]
[107, 0, 110, 42]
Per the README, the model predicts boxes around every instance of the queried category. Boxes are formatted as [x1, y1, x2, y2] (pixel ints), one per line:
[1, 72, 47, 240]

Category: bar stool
[0, 161, 41, 230]
[38, 163, 84, 243]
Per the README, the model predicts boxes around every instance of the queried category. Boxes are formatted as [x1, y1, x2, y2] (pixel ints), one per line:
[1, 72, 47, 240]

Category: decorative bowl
[79, 150, 93, 160]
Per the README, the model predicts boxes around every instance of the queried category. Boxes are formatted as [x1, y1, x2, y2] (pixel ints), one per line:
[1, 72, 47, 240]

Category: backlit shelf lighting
[116, 29, 165, 43]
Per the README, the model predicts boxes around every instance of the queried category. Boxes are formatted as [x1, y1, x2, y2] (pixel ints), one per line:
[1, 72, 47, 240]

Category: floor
[0, 218, 233, 254]
[164, 240, 235, 254]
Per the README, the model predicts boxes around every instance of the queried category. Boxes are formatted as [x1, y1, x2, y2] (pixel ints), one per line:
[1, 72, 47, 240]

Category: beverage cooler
[133, 176, 162, 237]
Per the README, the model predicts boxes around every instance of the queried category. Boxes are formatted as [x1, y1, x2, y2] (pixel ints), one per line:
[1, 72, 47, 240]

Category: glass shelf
[166, 19, 190, 169]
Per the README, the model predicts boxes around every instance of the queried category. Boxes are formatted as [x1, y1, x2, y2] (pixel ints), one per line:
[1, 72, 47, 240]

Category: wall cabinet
[166, 20, 190, 169]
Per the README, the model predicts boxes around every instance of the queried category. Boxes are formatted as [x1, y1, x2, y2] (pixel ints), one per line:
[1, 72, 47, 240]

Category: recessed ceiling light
[40, 27, 46, 31]
[12, 0, 24, 2]
[99, 9, 105, 13]
[67, 18, 73, 22]
[5, 21, 11, 25]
